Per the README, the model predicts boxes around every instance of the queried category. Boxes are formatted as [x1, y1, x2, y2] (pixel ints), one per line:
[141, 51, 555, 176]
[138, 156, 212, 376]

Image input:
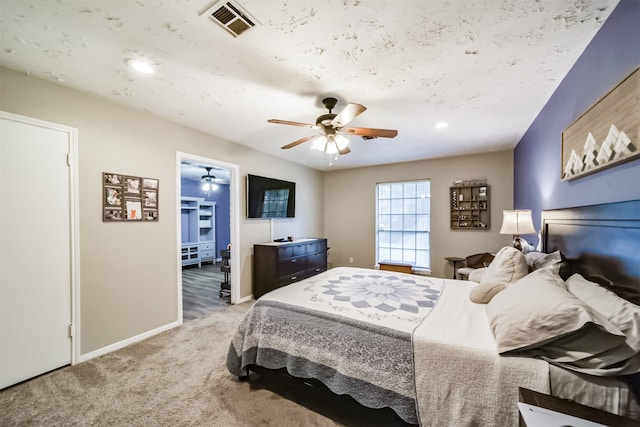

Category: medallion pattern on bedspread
[322, 273, 440, 313]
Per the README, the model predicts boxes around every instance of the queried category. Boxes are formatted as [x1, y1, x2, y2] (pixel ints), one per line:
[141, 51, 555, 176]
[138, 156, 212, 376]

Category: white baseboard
[234, 294, 253, 304]
[78, 320, 180, 363]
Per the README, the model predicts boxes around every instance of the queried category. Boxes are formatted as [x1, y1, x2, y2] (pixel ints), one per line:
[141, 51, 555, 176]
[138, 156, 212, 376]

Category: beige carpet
[0, 302, 411, 426]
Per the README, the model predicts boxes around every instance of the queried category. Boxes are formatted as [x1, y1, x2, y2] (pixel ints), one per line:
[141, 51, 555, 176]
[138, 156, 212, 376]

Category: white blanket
[413, 279, 550, 426]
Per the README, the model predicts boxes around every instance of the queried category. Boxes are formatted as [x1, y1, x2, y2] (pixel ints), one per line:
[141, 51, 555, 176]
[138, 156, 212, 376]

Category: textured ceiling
[0, 0, 619, 171]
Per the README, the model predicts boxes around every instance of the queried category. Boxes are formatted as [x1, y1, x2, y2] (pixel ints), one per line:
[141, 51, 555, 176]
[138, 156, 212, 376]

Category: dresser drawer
[200, 242, 215, 251]
[306, 252, 326, 267]
[278, 242, 319, 258]
[304, 241, 319, 254]
[200, 250, 216, 259]
[278, 272, 304, 287]
[279, 255, 306, 276]
[306, 265, 326, 275]
[278, 246, 295, 259]
[306, 252, 327, 271]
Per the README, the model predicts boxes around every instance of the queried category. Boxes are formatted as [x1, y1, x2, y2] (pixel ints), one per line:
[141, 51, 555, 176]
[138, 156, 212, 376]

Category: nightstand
[518, 387, 637, 427]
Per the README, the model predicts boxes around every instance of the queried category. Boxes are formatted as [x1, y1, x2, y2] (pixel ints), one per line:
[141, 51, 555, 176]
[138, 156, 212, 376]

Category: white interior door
[0, 112, 77, 389]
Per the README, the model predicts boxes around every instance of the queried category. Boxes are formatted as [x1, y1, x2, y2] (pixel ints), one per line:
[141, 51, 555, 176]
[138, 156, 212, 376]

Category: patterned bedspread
[227, 267, 444, 424]
[227, 267, 639, 425]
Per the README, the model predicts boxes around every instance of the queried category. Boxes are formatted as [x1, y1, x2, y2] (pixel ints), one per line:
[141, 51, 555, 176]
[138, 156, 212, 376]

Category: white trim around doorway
[176, 152, 241, 322]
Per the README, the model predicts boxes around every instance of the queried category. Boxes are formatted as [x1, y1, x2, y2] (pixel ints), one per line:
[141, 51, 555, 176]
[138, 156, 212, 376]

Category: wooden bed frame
[541, 199, 640, 281]
[541, 199, 640, 398]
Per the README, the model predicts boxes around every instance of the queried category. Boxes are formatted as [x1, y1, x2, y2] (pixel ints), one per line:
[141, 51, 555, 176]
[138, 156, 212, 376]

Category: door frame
[0, 110, 80, 365]
[176, 152, 240, 318]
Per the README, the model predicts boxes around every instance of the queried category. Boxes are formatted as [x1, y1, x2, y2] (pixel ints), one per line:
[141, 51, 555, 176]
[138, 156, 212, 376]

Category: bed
[227, 199, 640, 425]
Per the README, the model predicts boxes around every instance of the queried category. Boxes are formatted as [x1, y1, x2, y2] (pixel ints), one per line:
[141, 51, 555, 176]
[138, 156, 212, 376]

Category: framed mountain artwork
[561, 67, 639, 181]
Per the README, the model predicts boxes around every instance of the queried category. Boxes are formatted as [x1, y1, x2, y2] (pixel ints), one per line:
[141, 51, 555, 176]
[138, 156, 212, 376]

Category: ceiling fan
[268, 97, 398, 155]
[201, 166, 229, 192]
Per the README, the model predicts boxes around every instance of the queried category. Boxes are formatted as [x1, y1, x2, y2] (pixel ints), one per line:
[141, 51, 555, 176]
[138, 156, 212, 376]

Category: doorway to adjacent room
[177, 152, 239, 322]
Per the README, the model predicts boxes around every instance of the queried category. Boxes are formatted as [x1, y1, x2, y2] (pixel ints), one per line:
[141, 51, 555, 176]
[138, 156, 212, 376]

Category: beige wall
[0, 67, 323, 355]
[323, 151, 514, 278]
[0, 65, 515, 357]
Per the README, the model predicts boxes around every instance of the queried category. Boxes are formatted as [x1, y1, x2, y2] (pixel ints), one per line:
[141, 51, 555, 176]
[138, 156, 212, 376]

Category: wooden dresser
[253, 238, 328, 299]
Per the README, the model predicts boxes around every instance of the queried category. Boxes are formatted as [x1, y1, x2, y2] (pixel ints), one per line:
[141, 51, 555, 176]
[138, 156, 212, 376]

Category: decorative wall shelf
[450, 183, 489, 230]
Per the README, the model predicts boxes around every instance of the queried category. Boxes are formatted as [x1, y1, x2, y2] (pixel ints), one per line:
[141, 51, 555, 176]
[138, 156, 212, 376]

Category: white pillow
[566, 273, 640, 353]
[486, 267, 626, 356]
[468, 267, 486, 283]
[471, 247, 527, 304]
[481, 246, 528, 286]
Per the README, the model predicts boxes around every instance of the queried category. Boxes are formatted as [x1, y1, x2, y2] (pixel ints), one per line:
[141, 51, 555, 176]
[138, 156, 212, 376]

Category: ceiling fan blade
[281, 134, 318, 149]
[344, 127, 398, 138]
[331, 103, 367, 128]
[338, 145, 351, 155]
[268, 119, 317, 129]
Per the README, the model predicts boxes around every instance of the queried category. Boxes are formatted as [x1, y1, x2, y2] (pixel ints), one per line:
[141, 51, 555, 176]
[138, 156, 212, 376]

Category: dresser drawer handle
[315, 268, 321, 272]
[291, 276, 297, 280]
[290, 259, 297, 263]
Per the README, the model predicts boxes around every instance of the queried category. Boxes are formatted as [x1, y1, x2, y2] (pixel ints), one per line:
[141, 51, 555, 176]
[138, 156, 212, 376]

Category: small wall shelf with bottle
[450, 181, 489, 230]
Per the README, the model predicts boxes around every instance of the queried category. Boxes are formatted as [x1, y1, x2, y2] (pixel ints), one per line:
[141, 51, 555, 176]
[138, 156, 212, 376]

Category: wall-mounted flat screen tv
[247, 174, 296, 218]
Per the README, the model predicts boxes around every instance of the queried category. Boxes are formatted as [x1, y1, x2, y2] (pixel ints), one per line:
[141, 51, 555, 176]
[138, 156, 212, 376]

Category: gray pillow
[524, 250, 562, 273]
[566, 273, 640, 353]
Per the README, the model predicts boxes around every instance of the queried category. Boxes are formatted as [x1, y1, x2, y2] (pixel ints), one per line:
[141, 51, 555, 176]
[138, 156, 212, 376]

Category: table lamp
[500, 210, 536, 251]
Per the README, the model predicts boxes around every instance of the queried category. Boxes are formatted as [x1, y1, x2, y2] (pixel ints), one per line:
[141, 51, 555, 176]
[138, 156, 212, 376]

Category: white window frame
[375, 179, 431, 273]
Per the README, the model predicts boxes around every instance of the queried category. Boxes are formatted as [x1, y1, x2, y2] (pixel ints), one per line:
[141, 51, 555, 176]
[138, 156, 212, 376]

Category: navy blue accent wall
[514, 0, 640, 246]
[181, 177, 231, 258]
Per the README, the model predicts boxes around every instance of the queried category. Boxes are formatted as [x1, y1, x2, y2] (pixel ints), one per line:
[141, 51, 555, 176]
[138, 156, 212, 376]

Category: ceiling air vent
[202, 1, 257, 37]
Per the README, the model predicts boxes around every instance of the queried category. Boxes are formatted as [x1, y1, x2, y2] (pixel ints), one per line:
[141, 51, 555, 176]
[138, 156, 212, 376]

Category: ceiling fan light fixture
[335, 134, 349, 151]
[310, 135, 327, 151]
[201, 180, 218, 192]
[201, 167, 219, 193]
[325, 140, 339, 155]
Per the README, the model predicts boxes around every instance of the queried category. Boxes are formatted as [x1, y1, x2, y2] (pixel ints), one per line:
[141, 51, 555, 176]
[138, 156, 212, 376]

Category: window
[376, 180, 431, 271]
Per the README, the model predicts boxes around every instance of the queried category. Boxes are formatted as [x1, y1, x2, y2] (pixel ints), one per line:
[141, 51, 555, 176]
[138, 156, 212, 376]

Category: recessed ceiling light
[435, 122, 449, 129]
[127, 59, 154, 75]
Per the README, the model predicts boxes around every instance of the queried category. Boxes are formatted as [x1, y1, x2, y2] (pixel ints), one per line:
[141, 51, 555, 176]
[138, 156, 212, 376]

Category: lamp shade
[310, 134, 350, 154]
[499, 210, 536, 235]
